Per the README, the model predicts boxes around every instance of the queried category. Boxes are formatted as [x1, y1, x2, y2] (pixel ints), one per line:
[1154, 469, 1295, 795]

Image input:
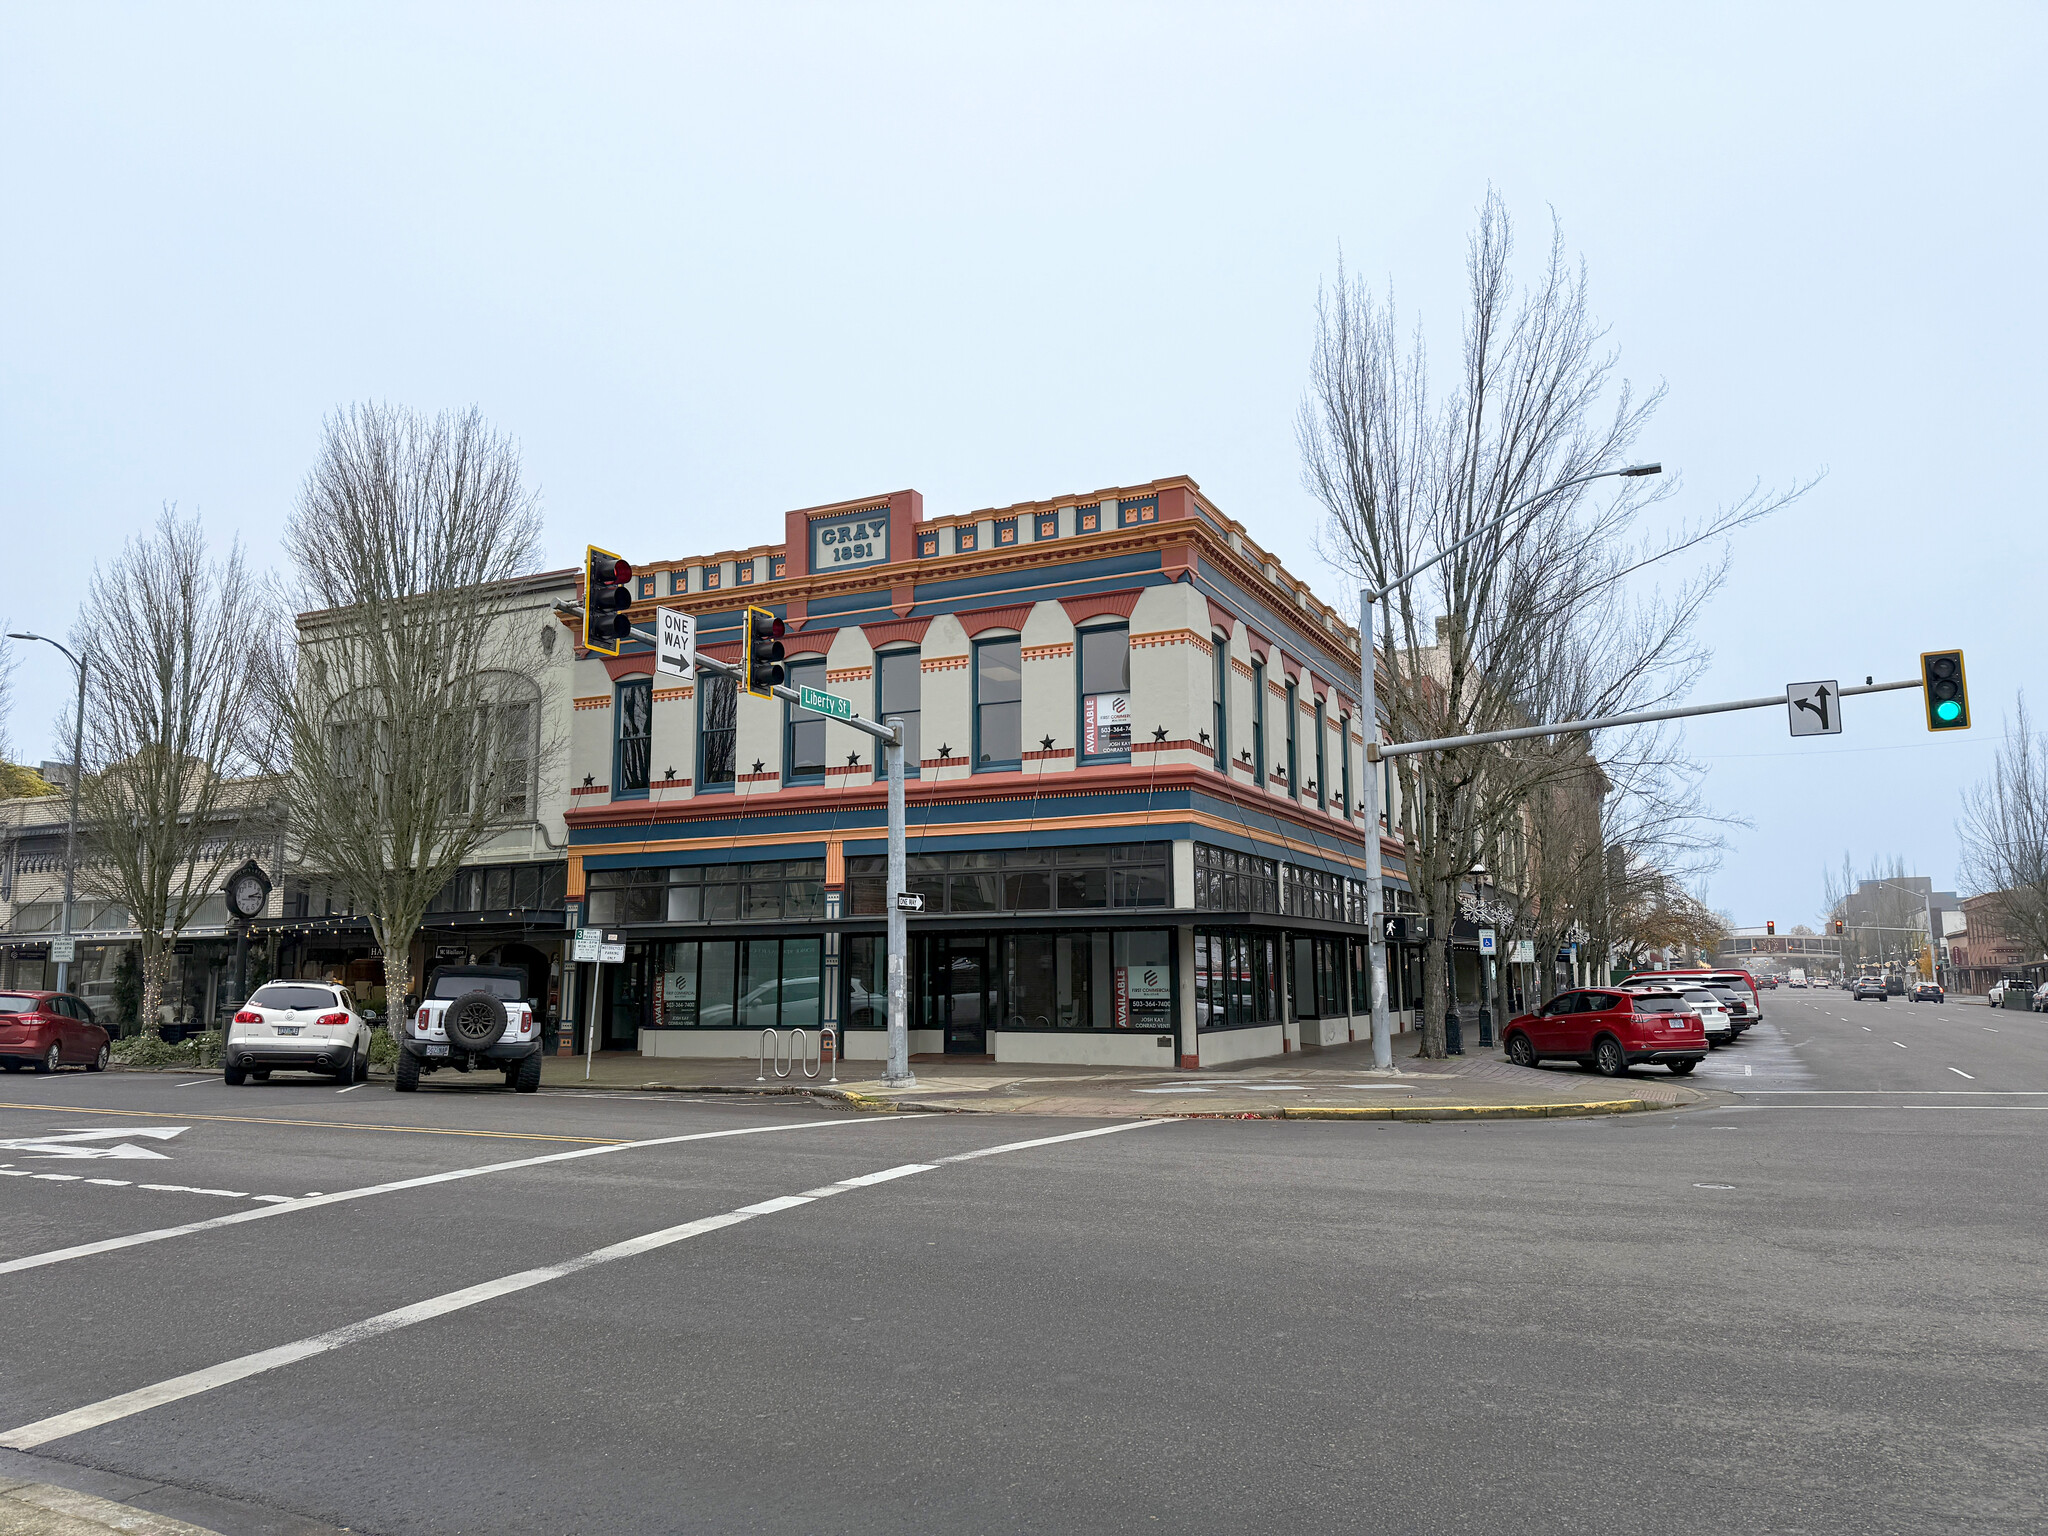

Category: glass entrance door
[941, 937, 990, 1055]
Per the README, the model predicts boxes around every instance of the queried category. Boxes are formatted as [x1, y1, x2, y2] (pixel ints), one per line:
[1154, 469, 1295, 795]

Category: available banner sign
[1114, 964, 1172, 1030]
[1083, 691, 1131, 756]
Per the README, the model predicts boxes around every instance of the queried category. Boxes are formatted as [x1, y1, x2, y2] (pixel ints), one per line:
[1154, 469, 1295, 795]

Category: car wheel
[1592, 1036, 1628, 1077]
[394, 1051, 420, 1093]
[513, 1052, 542, 1094]
[87, 1042, 109, 1073]
[223, 1061, 247, 1086]
[1668, 1059, 1697, 1075]
[34, 1042, 61, 1074]
[0, 1061, 20, 1073]
[353, 1047, 370, 1084]
[1504, 1032, 1536, 1068]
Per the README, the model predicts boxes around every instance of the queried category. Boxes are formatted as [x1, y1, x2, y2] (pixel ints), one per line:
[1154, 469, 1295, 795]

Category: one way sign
[1787, 680, 1842, 737]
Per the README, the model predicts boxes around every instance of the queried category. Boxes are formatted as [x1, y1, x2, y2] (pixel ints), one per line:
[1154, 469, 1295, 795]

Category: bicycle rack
[757, 1026, 838, 1084]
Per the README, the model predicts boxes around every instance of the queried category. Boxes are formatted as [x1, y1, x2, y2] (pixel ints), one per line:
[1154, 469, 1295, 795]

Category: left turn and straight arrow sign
[1787, 680, 1842, 737]
[0, 1127, 187, 1161]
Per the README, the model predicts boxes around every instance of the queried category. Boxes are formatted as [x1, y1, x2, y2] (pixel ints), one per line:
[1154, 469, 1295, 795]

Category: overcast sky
[2, 2, 2039, 925]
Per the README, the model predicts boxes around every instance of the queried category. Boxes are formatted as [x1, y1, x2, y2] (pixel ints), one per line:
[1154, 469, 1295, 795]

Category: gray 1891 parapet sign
[1787, 680, 1842, 737]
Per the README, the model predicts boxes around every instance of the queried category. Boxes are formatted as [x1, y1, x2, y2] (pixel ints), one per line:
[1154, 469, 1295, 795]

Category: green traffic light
[1936, 699, 1962, 722]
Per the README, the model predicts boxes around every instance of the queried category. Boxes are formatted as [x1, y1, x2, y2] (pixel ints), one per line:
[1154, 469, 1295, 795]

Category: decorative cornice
[1021, 643, 1074, 662]
[652, 687, 691, 703]
[572, 696, 611, 711]
[920, 655, 969, 673]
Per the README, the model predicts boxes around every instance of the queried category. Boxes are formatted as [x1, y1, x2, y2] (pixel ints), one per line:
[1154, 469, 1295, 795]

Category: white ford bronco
[397, 965, 545, 1093]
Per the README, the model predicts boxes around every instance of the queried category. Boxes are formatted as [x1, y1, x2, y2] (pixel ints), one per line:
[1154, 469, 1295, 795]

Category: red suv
[0, 991, 112, 1074]
[1502, 988, 1707, 1076]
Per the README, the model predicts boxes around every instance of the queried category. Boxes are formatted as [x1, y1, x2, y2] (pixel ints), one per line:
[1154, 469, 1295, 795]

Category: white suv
[398, 966, 545, 1093]
[226, 983, 374, 1084]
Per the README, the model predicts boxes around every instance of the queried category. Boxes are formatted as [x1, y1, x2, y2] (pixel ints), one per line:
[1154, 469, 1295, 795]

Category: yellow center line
[0, 1102, 627, 1145]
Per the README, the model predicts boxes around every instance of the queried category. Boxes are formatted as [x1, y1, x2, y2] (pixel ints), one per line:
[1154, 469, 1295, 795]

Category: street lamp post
[7, 632, 87, 993]
[1358, 463, 1660, 1069]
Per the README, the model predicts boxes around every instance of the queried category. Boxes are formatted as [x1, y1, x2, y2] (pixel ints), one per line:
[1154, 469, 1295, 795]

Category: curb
[1278, 1098, 1659, 1122]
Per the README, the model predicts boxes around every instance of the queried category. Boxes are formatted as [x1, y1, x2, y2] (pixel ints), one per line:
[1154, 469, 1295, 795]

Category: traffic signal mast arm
[553, 602, 903, 747]
[1368, 676, 1925, 761]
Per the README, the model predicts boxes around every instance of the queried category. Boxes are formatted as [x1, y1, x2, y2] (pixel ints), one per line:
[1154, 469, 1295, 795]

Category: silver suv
[396, 966, 545, 1092]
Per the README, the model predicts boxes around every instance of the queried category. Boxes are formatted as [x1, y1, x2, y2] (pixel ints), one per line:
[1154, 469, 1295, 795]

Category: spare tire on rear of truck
[444, 990, 509, 1051]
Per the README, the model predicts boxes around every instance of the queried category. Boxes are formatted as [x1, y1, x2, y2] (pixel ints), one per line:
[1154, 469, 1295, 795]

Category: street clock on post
[223, 860, 272, 922]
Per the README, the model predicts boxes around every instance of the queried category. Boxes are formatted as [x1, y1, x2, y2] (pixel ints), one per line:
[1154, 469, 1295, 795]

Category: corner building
[564, 478, 1425, 1069]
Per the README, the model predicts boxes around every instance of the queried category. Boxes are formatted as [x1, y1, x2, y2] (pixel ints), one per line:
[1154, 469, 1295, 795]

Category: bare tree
[272, 404, 548, 1026]
[69, 508, 273, 1033]
[1299, 191, 1805, 1056]
[1958, 695, 2048, 964]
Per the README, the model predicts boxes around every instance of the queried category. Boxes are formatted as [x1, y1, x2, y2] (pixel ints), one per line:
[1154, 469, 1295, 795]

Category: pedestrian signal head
[743, 606, 785, 700]
[584, 546, 635, 657]
[1920, 650, 1969, 731]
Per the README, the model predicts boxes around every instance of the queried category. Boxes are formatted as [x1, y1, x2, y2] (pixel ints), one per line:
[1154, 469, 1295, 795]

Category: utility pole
[884, 717, 913, 1087]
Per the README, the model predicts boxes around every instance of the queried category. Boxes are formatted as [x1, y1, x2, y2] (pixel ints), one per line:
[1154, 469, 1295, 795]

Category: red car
[1502, 987, 1707, 1076]
[0, 991, 112, 1074]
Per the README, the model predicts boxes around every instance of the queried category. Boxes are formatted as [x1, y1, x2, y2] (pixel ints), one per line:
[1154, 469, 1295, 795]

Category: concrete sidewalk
[0, 1479, 223, 1536]
[539, 1036, 1709, 1120]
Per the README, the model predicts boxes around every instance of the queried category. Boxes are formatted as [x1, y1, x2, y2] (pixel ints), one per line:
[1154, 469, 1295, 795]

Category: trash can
[2003, 985, 2034, 1012]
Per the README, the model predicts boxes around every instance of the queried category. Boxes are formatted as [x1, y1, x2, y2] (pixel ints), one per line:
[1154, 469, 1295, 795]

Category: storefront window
[1078, 625, 1130, 762]
[1290, 935, 1348, 1019]
[1195, 928, 1280, 1031]
[656, 936, 821, 1029]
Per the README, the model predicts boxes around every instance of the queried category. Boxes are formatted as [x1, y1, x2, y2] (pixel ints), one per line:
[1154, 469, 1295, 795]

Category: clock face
[230, 874, 266, 917]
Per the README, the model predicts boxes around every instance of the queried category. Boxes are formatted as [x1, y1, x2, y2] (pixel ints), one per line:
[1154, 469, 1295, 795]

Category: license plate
[276, 1026, 300, 1035]
[425, 1043, 449, 1057]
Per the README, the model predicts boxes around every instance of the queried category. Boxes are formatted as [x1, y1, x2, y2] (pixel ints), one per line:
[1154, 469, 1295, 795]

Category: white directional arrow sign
[1787, 680, 1842, 737]
[0, 1127, 186, 1160]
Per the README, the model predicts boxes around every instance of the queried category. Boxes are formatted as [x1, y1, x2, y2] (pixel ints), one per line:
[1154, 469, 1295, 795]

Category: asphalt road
[1, 997, 2043, 1535]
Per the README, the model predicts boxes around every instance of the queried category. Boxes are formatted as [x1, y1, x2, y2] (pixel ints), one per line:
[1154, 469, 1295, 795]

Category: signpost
[894, 892, 925, 913]
[799, 684, 854, 722]
[572, 928, 600, 963]
[1786, 680, 1841, 737]
[655, 608, 696, 680]
[48, 936, 75, 964]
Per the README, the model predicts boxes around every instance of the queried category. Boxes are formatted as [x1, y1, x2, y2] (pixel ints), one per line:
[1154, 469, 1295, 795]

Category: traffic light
[1766, 920, 1775, 936]
[584, 546, 635, 657]
[743, 606, 785, 700]
[1834, 919, 1844, 936]
[1920, 649, 1969, 732]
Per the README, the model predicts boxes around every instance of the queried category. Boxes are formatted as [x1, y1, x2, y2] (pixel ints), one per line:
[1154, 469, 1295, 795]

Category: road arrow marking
[0, 1127, 186, 1161]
